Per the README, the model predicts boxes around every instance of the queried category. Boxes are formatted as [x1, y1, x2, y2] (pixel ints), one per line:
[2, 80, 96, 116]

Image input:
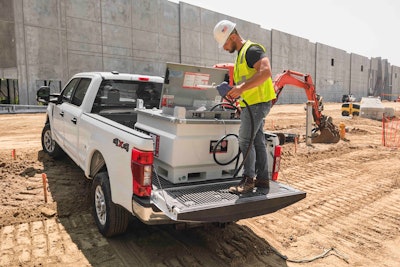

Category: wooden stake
[42, 173, 48, 203]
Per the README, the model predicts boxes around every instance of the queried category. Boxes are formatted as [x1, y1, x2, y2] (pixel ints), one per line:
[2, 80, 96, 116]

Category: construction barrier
[382, 115, 400, 148]
[0, 104, 46, 114]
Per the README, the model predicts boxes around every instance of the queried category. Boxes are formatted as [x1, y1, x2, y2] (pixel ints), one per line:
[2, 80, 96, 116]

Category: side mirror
[37, 86, 61, 105]
[37, 86, 50, 104]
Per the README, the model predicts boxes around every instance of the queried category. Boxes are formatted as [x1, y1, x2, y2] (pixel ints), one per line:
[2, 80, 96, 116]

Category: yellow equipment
[341, 102, 360, 116]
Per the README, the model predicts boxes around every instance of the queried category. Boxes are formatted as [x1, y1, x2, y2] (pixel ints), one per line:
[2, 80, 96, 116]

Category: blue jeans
[239, 101, 272, 179]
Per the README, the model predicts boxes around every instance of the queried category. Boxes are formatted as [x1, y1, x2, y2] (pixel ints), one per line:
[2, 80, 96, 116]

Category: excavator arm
[273, 70, 323, 123]
[273, 70, 340, 143]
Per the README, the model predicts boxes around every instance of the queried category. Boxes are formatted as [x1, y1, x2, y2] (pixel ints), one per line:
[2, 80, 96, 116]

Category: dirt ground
[0, 102, 399, 267]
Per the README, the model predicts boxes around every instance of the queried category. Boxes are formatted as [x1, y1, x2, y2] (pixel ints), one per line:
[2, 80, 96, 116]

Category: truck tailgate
[151, 178, 306, 222]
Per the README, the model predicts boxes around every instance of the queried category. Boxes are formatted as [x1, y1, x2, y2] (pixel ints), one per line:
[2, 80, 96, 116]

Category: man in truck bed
[213, 19, 277, 194]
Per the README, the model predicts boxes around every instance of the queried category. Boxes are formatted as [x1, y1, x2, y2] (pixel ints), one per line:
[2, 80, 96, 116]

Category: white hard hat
[213, 20, 236, 48]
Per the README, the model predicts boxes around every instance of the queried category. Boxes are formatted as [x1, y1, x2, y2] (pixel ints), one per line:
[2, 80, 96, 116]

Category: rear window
[92, 80, 162, 113]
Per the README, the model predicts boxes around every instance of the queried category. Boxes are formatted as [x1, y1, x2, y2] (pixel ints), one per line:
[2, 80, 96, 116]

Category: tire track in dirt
[244, 142, 400, 266]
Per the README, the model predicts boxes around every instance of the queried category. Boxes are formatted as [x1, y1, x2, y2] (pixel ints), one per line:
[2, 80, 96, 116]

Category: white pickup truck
[38, 63, 306, 237]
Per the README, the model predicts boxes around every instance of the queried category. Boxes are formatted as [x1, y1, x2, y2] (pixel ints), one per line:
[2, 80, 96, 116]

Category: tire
[342, 111, 349, 116]
[92, 172, 129, 237]
[41, 123, 63, 158]
[353, 112, 359, 116]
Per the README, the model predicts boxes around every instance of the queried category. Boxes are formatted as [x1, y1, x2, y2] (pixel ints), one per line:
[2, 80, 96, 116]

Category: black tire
[342, 111, 349, 116]
[41, 123, 63, 158]
[92, 172, 129, 237]
[353, 111, 359, 116]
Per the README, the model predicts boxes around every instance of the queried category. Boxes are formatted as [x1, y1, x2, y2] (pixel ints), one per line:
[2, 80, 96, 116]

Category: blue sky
[170, 0, 400, 66]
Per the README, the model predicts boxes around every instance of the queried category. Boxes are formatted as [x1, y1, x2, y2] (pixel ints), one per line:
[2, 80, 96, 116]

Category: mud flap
[151, 179, 306, 223]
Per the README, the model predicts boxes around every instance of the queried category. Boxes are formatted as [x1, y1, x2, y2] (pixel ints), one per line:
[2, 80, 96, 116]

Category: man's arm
[227, 55, 272, 99]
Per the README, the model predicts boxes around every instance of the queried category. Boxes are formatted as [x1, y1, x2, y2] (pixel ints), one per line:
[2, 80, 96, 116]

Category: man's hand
[226, 84, 244, 99]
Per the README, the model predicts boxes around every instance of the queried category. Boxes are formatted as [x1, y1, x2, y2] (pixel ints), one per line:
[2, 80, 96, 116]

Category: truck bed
[151, 176, 306, 223]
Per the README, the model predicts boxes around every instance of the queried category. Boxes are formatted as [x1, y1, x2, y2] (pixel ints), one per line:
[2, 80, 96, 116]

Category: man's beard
[228, 42, 236, 53]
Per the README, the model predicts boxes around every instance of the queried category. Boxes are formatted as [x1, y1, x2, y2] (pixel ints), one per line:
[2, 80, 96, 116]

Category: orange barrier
[382, 115, 400, 148]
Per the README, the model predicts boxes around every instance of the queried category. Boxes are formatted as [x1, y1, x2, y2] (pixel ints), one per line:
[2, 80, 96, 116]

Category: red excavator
[214, 63, 340, 144]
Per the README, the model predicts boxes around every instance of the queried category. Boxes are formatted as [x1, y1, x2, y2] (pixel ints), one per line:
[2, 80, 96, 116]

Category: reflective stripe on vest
[234, 40, 276, 107]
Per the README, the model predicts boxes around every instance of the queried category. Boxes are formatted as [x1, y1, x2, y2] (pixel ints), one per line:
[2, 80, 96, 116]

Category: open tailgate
[151, 178, 306, 222]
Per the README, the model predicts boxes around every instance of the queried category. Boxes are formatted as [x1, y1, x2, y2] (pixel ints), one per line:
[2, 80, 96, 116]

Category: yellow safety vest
[234, 40, 276, 107]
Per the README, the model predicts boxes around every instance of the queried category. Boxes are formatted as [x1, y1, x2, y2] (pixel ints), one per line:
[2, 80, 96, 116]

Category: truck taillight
[272, 145, 281, 181]
[131, 148, 153, 197]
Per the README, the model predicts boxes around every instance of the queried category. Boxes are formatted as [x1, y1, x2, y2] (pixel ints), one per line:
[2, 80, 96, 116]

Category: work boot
[229, 176, 255, 194]
[255, 178, 270, 189]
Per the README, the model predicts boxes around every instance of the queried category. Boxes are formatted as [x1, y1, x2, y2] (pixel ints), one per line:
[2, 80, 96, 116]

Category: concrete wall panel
[180, 4, 201, 65]
[271, 30, 316, 104]
[0, 0, 14, 21]
[132, 29, 158, 51]
[180, 3, 201, 32]
[102, 24, 132, 49]
[101, 0, 131, 27]
[1, 68, 18, 79]
[180, 27, 201, 65]
[0, 21, 17, 68]
[349, 53, 370, 101]
[65, 0, 100, 21]
[67, 41, 102, 54]
[67, 17, 102, 44]
[0, 0, 16, 69]
[160, 1, 179, 37]
[23, 0, 59, 28]
[132, 60, 163, 76]
[158, 34, 180, 61]
[68, 53, 102, 75]
[25, 26, 60, 66]
[132, 0, 160, 32]
[103, 45, 132, 57]
[315, 43, 350, 102]
[391, 66, 400, 99]
[103, 56, 133, 73]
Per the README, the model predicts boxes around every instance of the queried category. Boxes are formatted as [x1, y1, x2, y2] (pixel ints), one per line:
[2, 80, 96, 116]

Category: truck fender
[89, 150, 106, 179]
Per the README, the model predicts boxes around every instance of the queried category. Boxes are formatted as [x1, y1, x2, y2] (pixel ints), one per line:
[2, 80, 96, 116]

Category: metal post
[306, 101, 314, 146]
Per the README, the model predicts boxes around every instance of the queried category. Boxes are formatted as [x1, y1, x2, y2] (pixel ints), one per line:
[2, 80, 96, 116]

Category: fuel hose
[212, 98, 254, 179]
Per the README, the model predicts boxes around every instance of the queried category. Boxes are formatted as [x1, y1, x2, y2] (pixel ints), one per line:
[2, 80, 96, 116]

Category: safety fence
[382, 115, 400, 148]
[0, 104, 46, 114]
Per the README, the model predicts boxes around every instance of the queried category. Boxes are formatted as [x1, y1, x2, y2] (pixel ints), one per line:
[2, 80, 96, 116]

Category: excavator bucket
[311, 116, 340, 143]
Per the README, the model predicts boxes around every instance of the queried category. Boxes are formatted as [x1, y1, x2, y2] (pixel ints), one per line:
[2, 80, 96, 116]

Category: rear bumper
[131, 199, 173, 225]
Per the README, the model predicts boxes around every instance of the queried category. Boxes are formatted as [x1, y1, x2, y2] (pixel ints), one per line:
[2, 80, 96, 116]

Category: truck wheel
[92, 172, 129, 237]
[41, 123, 63, 158]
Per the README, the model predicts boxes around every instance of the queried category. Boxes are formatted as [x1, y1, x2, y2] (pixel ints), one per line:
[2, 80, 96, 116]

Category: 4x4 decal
[113, 138, 129, 152]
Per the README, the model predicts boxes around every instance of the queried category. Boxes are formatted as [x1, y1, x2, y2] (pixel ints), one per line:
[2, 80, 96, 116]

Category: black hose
[212, 98, 254, 179]
[212, 133, 239, 166]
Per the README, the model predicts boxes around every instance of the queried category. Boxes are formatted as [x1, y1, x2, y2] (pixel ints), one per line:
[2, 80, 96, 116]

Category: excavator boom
[273, 70, 340, 143]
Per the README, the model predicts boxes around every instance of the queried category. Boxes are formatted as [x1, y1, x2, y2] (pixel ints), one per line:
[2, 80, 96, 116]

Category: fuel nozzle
[216, 82, 232, 97]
